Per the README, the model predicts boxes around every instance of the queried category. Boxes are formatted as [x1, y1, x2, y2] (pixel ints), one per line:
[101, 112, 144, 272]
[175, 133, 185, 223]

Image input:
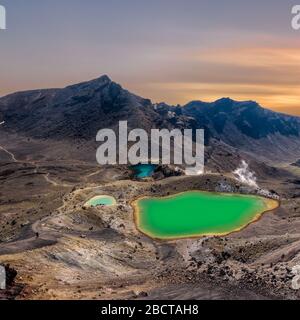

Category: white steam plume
[233, 160, 258, 188]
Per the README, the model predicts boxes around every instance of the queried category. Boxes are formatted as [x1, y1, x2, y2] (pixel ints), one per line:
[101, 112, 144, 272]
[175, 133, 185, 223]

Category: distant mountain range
[0, 75, 300, 164]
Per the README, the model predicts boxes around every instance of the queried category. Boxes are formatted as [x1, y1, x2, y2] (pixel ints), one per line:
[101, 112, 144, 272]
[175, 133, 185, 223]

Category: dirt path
[0, 190, 70, 255]
[0, 215, 58, 255]
[0, 172, 117, 255]
[43, 172, 72, 188]
[0, 145, 18, 162]
[0, 140, 73, 189]
[0, 143, 74, 254]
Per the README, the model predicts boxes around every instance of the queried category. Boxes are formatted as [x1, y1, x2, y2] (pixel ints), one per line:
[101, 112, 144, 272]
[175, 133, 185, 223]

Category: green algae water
[85, 195, 116, 207]
[133, 191, 278, 240]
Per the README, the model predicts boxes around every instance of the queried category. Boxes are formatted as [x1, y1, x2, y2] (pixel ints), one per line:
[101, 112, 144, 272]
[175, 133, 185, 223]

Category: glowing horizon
[0, 0, 299, 116]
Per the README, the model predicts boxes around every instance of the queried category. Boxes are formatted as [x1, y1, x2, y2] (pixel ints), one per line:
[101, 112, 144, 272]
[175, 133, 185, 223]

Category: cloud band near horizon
[0, 0, 299, 116]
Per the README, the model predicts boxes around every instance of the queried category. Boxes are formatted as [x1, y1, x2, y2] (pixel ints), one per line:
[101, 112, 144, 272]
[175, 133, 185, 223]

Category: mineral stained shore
[0, 167, 299, 300]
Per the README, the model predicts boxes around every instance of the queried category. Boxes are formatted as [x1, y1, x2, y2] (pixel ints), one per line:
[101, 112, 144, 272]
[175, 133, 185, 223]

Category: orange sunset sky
[0, 1, 299, 116]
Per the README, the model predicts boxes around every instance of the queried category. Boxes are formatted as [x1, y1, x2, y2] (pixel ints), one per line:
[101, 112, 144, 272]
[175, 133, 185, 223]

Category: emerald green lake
[85, 195, 116, 207]
[133, 191, 278, 240]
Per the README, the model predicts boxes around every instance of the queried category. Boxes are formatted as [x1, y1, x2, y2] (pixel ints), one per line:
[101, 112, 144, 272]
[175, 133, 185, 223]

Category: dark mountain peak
[213, 98, 260, 109]
[184, 98, 261, 111]
[187, 100, 205, 104]
[88, 74, 112, 86]
[96, 74, 111, 82]
[65, 74, 113, 91]
[83, 74, 112, 84]
[0, 77, 299, 163]
[183, 100, 208, 109]
[239, 100, 259, 106]
[214, 97, 234, 104]
[0, 75, 162, 140]
[181, 95, 300, 144]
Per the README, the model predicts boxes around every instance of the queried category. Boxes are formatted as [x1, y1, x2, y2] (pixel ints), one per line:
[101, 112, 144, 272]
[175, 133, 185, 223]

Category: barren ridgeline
[0, 76, 299, 300]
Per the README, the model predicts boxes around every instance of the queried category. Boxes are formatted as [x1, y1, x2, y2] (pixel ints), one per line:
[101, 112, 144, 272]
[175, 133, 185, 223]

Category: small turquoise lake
[84, 195, 116, 207]
[131, 164, 157, 179]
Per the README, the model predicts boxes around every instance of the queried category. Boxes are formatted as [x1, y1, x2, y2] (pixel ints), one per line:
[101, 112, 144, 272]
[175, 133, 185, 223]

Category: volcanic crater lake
[84, 195, 116, 207]
[131, 164, 157, 179]
[133, 191, 279, 240]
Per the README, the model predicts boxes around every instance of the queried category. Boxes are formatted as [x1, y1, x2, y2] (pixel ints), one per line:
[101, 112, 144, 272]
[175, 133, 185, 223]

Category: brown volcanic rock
[0, 75, 169, 140]
[1, 76, 300, 165]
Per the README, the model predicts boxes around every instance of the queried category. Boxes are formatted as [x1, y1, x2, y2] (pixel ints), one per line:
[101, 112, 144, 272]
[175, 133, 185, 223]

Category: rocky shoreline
[0, 169, 299, 300]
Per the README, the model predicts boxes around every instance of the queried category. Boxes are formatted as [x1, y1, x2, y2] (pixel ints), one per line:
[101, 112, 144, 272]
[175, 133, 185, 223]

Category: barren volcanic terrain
[0, 76, 300, 300]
